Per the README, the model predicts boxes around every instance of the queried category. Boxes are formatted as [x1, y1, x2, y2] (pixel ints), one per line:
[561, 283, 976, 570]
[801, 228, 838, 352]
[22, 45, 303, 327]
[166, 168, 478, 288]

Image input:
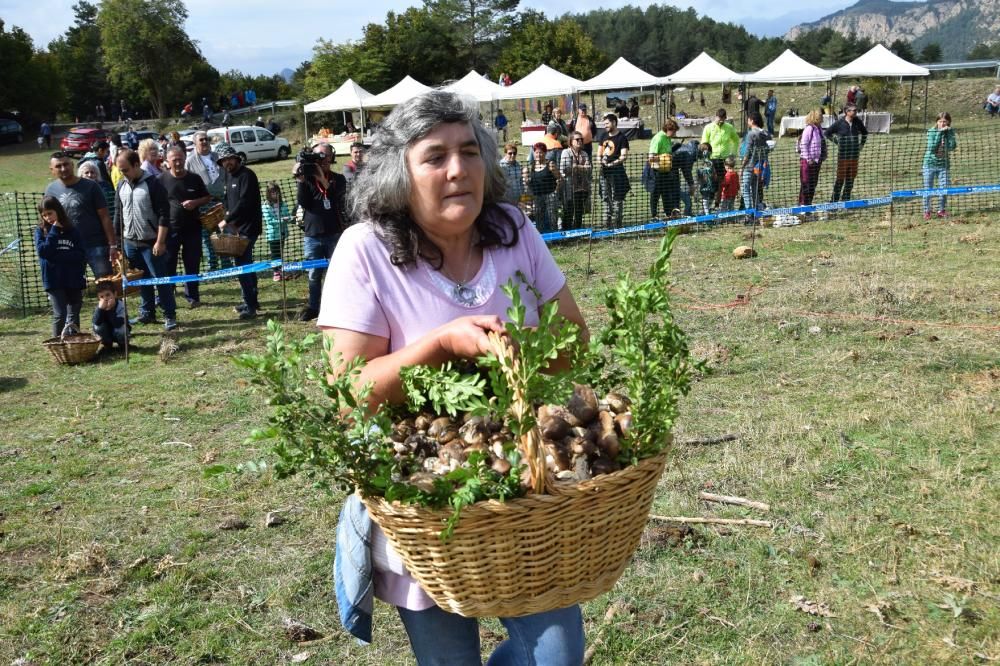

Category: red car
[60, 128, 113, 156]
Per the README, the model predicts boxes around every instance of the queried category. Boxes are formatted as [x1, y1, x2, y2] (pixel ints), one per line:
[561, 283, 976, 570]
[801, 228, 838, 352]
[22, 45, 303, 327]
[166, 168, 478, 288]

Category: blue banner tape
[540, 228, 594, 243]
[891, 183, 1000, 198]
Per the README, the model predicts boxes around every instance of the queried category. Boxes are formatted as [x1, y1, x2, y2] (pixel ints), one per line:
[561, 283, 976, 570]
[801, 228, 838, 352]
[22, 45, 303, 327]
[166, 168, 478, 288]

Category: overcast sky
[2, 0, 861, 76]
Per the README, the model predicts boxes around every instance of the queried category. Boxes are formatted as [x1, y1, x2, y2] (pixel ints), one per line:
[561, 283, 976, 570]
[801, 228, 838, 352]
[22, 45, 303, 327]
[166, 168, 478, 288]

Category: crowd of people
[36, 128, 368, 350]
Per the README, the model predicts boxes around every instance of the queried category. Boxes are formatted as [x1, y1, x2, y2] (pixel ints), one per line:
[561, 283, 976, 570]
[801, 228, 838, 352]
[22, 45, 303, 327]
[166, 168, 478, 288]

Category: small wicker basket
[210, 233, 249, 257]
[93, 268, 145, 297]
[200, 204, 225, 232]
[361, 334, 671, 618]
[43, 334, 102, 365]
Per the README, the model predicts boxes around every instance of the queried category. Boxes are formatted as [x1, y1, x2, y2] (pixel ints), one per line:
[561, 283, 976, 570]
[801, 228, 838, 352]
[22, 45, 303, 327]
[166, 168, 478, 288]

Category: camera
[297, 149, 324, 178]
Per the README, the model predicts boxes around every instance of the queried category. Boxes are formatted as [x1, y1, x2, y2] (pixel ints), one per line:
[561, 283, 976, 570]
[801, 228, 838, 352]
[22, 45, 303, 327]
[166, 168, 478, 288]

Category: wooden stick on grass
[677, 433, 739, 446]
[651, 515, 773, 528]
[698, 492, 770, 512]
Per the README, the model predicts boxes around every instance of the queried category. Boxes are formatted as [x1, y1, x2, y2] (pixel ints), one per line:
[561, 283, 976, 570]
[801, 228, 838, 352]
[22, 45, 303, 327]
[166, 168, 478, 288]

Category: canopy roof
[365, 75, 433, 108]
[577, 57, 661, 91]
[496, 64, 582, 99]
[303, 78, 373, 113]
[663, 52, 743, 85]
[746, 49, 832, 83]
[835, 44, 929, 78]
[441, 70, 502, 102]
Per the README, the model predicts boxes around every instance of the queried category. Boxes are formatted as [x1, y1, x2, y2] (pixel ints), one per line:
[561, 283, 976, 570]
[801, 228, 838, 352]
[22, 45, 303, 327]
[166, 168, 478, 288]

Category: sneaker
[296, 307, 318, 322]
[130, 313, 156, 325]
[238, 308, 257, 321]
[233, 303, 249, 314]
[164, 318, 178, 331]
[923, 212, 931, 221]
[272, 270, 282, 282]
[936, 210, 947, 218]
[188, 300, 202, 309]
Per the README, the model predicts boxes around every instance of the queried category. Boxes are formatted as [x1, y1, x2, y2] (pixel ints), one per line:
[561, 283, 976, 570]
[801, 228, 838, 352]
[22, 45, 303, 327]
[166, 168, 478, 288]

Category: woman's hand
[436, 315, 506, 359]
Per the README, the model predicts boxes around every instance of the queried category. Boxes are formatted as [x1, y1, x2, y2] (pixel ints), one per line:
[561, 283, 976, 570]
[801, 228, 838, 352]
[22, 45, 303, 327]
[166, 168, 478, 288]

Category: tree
[919, 42, 943, 63]
[889, 39, 915, 63]
[497, 15, 607, 80]
[819, 31, 853, 68]
[48, 2, 110, 119]
[0, 20, 64, 123]
[425, 0, 520, 72]
[97, 0, 212, 118]
[966, 42, 1000, 60]
[303, 40, 389, 101]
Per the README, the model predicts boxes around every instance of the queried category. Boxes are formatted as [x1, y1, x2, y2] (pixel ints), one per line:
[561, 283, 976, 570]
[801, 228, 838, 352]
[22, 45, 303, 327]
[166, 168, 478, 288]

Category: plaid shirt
[922, 126, 957, 169]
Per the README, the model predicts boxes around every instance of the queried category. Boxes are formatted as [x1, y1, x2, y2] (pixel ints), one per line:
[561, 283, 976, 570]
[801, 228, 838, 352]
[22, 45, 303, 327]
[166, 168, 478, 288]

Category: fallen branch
[677, 433, 738, 446]
[650, 515, 773, 528]
[582, 600, 628, 665]
[698, 492, 770, 512]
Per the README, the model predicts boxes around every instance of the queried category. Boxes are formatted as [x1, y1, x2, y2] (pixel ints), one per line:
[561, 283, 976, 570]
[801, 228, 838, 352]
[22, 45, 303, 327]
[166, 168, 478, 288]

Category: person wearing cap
[597, 113, 630, 228]
[700, 108, 740, 208]
[216, 144, 263, 319]
[568, 104, 596, 159]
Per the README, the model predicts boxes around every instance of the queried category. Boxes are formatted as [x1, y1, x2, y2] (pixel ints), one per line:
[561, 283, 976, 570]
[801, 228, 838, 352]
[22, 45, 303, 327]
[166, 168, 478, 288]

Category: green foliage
[97, 0, 216, 119]
[967, 41, 1000, 60]
[497, 16, 607, 80]
[0, 20, 65, 121]
[918, 42, 943, 64]
[890, 38, 916, 63]
[860, 78, 899, 112]
[47, 3, 110, 119]
[597, 233, 700, 459]
[399, 362, 487, 416]
[426, 0, 520, 72]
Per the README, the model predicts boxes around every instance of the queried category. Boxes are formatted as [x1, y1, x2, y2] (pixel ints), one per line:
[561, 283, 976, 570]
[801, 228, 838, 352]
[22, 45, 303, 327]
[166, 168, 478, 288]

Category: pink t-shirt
[317, 203, 566, 609]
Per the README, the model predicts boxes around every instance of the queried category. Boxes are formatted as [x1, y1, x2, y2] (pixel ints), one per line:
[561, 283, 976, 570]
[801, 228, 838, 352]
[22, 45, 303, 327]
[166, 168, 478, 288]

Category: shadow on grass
[0, 376, 27, 391]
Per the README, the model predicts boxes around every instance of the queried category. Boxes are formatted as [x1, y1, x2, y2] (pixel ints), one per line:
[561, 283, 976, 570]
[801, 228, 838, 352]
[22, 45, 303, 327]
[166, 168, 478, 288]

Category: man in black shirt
[160, 146, 211, 307]
[598, 114, 630, 228]
[296, 143, 347, 321]
[217, 144, 262, 319]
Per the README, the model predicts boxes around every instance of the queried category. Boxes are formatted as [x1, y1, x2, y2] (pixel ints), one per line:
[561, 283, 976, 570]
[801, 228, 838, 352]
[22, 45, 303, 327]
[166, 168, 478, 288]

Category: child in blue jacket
[35, 196, 87, 337]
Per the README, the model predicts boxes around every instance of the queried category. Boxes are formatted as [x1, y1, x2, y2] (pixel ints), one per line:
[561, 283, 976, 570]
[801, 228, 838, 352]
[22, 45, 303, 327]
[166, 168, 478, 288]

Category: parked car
[207, 125, 290, 163]
[60, 128, 112, 155]
[0, 119, 24, 145]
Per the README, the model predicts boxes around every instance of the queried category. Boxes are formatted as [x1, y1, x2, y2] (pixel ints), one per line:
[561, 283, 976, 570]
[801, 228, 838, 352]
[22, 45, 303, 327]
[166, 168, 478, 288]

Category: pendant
[452, 283, 476, 306]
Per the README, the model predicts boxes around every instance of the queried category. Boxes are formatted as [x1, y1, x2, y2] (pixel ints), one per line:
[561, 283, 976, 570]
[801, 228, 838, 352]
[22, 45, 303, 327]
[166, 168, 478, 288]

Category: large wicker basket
[210, 233, 249, 257]
[360, 334, 671, 618]
[93, 268, 144, 297]
[43, 333, 102, 364]
[200, 204, 225, 232]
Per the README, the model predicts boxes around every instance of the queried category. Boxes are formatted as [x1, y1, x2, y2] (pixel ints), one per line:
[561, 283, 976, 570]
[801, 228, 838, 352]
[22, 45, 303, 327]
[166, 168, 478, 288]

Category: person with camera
[296, 144, 347, 321]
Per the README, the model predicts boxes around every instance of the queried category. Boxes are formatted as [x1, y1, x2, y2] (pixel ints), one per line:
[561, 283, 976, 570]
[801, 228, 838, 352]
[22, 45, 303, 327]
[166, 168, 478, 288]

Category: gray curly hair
[349, 90, 518, 268]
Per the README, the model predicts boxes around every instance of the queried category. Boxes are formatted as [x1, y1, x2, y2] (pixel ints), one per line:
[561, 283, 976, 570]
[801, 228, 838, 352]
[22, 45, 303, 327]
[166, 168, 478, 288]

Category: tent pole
[303, 108, 308, 145]
[906, 79, 914, 130]
[922, 79, 928, 126]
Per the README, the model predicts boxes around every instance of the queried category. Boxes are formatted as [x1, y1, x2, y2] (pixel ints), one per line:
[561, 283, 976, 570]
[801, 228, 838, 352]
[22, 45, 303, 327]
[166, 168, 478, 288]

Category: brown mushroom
[406, 471, 438, 493]
[573, 455, 592, 481]
[567, 384, 599, 424]
[405, 433, 436, 458]
[596, 411, 620, 459]
[438, 442, 466, 465]
[537, 405, 571, 440]
[427, 416, 453, 439]
[614, 412, 633, 439]
[605, 392, 631, 414]
[567, 436, 596, 459]
[590, 458, 621, 476]
[414, 414, 432, 431]
[491, 457, 512, 475]
[543, 439, 572, 472]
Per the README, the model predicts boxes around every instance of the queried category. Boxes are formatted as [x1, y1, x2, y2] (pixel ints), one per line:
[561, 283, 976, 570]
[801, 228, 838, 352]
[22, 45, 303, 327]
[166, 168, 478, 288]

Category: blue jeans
[234, 234, 260, 311]
[740, 168, 759, 211]
[124, 241, 176, 318]
[397, 603, 584, 666]
[303, 234, 339, 311]
[765, 112, 775, 136]
[84, 244, 112, 279]
[922, 166, 949, 213]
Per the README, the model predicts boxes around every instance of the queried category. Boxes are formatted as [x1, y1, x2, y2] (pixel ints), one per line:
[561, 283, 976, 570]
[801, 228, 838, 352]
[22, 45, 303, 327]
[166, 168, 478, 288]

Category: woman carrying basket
[319, 91, 588, 665]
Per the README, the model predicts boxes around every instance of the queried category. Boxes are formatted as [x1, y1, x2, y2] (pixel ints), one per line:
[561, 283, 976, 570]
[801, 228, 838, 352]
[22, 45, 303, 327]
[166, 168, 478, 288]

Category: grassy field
[1, 207, 997, 664]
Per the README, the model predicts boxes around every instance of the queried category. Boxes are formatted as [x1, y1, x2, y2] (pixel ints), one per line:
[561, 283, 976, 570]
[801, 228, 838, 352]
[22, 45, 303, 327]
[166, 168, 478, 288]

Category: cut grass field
[1, 209, 997, 664]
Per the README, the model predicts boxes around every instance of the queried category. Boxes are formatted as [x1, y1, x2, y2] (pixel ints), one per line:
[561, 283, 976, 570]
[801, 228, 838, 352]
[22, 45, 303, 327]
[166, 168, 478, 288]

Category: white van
[207, 125, 291, 163]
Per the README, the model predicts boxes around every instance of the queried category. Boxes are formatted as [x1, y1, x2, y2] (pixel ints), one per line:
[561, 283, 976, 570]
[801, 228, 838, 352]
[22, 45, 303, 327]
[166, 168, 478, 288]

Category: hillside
[785, 0, 1000, 60]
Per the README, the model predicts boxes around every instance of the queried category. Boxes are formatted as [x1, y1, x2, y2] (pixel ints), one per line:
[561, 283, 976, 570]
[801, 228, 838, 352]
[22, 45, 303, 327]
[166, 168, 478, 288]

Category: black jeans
[650, 170, 680, 218]
[47, 288, 83, 336]
[234, 234, 260, 311]
[564, 191, 588, 230]
[167, 227, 203, 303]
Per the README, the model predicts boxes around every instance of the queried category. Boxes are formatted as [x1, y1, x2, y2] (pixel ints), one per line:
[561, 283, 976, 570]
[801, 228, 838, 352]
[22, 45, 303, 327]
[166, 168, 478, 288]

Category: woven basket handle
[486, 332, 550, 495]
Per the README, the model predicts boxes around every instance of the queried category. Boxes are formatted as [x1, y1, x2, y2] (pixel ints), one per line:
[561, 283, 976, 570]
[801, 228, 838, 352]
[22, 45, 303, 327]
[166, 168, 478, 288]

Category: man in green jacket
[700, 109, 739, 208]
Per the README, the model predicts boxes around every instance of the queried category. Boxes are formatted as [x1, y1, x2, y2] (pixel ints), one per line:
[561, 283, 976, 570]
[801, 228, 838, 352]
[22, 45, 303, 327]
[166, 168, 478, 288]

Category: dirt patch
[955, 369, 1000, 394]
[640, 523, 703, 549]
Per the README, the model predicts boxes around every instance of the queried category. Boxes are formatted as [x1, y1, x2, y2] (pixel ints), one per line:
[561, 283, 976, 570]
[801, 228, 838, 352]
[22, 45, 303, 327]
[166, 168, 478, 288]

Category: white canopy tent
[834, 43, 930, 78]
[495, 64, 582, 100]
[442, 70, 502, 102]
[365, 75, 433, 109]
[662, 52, 743, 85]
[577, 57, 661, 91]
[746, 49, 832, 83]
[302, 78, 374, 139]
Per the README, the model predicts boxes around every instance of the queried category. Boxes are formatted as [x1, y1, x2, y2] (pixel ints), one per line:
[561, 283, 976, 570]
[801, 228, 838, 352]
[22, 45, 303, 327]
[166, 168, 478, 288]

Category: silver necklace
[450, 236, 477, 306]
